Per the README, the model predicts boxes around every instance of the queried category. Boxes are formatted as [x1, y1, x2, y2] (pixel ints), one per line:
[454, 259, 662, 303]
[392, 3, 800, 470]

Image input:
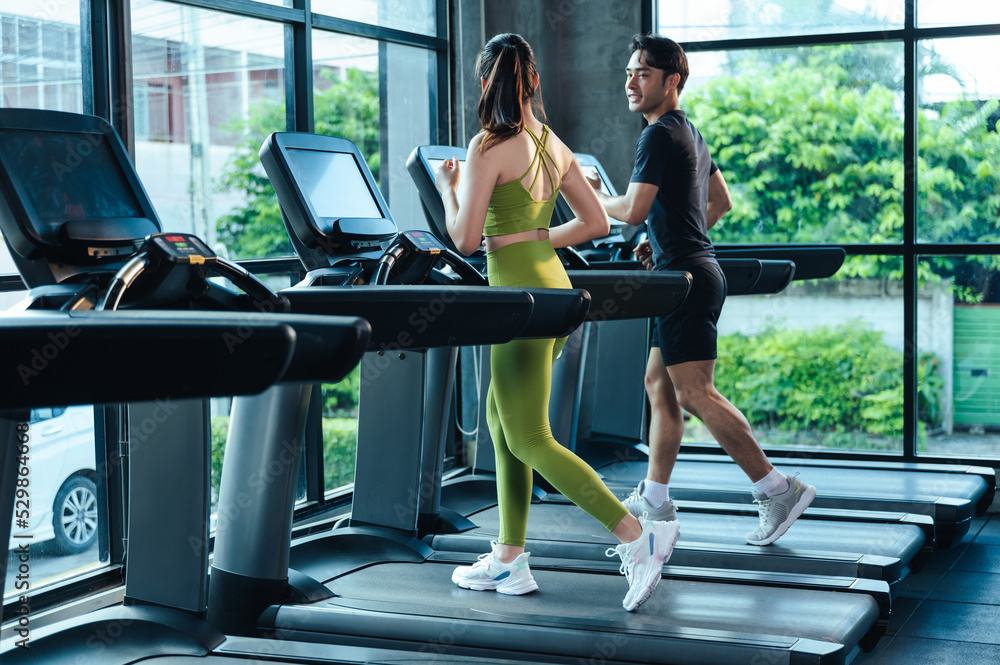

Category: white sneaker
[451, 540, 538, 595]
[746, 474, 816, 546]
[606, 514, 679, 611]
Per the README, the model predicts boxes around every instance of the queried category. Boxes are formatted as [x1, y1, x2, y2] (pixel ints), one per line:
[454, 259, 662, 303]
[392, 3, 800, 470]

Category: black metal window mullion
[287, 0, 314, 132]
[81, 0, 134, 156]
[82, 0, 106, 119]
[902, 0, 918, 459]
[434, 0, 449, 144]
[160, 0, 304, 23]
[105, 0, 136, 157]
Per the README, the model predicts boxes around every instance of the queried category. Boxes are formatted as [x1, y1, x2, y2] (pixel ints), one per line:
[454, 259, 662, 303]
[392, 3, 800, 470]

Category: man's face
[625, 50, 670, 114]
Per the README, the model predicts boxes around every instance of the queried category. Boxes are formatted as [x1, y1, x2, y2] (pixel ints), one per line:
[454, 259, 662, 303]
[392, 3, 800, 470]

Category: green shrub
[322, 367, 360, 415]
[208, 416, 357, 495]
[715, 321, 943, 441]
[322, 417, 358, 489]
[210, 416, 229, 494]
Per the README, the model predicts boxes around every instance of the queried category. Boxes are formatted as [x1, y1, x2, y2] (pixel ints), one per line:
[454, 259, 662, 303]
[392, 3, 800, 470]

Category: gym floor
[856, 508, 1000, 663]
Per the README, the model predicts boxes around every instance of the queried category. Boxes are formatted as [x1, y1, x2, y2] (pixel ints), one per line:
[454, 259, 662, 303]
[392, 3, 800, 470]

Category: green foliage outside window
[686, 45, 1000, 286]
[216, 67, 381, 260]
[321, 367, 361, 415]
[712, 322, 943, 448]
[213, 68, 379, 438]
[209, 416, 358, 496]
[322, 417, 359, 489]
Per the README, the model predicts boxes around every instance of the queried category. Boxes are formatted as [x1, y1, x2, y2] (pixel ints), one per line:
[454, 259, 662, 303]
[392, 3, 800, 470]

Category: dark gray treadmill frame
[217, 139, 888, 665]
[271, 543, 889, 665]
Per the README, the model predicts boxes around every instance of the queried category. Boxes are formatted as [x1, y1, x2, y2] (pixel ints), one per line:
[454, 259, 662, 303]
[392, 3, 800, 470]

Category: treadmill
[412, 146, 994, 546]
[568, 152, 994, 547]
[201, 132, 892, 665]
[406, 145, 932, 589]
[0, 109, 563, 665]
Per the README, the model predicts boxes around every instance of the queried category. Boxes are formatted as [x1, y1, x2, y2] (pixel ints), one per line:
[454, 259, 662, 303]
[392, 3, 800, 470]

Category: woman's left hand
[434, 157, 461, 194]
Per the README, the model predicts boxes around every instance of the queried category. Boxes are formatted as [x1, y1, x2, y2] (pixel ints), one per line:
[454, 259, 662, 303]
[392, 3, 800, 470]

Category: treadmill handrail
[282, 285, 538, 349]
[565, 270, 692, 320]
[716, 246, 844, 280]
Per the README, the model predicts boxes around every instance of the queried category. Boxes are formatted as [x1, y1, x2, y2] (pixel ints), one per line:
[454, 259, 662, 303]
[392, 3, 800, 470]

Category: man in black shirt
[589, 34, 815, 545]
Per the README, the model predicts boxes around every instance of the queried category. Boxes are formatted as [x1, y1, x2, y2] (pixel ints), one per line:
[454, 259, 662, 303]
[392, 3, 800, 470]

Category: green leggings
[486, 240, 628, 547]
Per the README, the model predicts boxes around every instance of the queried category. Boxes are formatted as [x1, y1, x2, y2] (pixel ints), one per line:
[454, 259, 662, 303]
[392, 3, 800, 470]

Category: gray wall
[450, 0, 645, 189]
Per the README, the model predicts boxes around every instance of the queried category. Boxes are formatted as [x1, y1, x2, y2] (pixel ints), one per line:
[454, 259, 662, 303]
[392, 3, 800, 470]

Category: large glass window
[685, 44, 904, 246]
[703, 260, 905, 452]
[1, 0, 98, 604]
[0, 1, 84, 279]
[919, 255, 1000, 458]
[1, 0, 442, 616]
[313, 0, 436, 37]
[0, 2, 82, 113]
[311, 31, 381, 176]
[131, 0, 286, 258]
[658, 0, 904, 42]
[917, 36, 1000, 243]
[308, 33, 436, 495]
[659, 0, 999, 460]
[5, 407, 101, 602]
[917, 0, 1000, 28]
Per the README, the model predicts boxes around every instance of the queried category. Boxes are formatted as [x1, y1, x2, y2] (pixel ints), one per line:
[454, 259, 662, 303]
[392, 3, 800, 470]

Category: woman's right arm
[435, 134, 498, 255]
[548, 156, 610, 249]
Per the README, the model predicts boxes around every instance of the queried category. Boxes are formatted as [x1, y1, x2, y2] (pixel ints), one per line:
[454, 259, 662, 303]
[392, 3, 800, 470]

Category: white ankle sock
[641, 479, 670, 507]
[753, 468, 789, 497]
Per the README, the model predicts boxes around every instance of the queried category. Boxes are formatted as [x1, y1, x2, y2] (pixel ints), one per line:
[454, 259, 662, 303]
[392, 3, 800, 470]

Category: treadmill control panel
[400, 229, 444, 255]
[148, 233, 215, 264]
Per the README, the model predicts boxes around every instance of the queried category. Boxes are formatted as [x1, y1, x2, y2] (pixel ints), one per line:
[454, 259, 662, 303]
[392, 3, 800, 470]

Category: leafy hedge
[714, 321, 943, 444]
[321, 417, 358, 489]
[209, 416, 358, 496]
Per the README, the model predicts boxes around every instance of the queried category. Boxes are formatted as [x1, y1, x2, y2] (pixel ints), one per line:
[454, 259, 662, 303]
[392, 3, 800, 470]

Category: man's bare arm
[589, 175, 659, 226]
[706, 169, 732, 230]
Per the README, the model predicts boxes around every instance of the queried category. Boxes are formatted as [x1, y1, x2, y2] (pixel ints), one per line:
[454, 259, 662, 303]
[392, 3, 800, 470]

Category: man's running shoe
[745, 474, 816, 546]
[622, 479, 678, 522]
[451, 540, 538, 595]
[606, 514, 679, 611]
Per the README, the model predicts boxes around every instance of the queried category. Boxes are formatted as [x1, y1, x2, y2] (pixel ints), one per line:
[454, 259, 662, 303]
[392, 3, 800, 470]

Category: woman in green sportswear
[434, 33, 678, 611]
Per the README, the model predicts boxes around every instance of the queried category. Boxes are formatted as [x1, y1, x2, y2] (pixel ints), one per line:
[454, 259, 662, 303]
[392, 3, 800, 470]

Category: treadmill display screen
[581, 166, 612, 196]
[0, 129, 144, 220]
[284, 148, 383, 220]
[428, 156, 614, 196]
[425, 152, 624, 231]
[425, 157, 451, 175]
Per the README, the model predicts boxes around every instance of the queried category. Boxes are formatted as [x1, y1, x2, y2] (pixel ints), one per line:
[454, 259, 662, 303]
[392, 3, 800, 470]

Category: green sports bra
[484, 125, 562, 237]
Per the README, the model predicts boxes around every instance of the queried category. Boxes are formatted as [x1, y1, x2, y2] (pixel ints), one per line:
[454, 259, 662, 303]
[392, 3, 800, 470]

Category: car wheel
[52, 476, 98, 555]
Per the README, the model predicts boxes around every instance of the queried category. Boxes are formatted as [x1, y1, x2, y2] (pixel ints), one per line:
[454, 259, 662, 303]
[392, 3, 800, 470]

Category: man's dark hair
[629, 34, 689, 94]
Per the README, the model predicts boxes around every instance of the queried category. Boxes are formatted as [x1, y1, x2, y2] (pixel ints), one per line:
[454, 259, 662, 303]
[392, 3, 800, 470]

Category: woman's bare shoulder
[543, 127, 577, 173]
[467, 131, 487, 154]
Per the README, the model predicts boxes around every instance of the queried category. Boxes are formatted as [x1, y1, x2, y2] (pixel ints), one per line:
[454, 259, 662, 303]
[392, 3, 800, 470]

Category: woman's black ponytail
[476, 33, 544, 153]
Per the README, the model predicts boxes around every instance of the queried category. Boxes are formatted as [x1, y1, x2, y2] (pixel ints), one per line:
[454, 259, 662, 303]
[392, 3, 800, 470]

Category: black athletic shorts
[650, 258, 727, 367]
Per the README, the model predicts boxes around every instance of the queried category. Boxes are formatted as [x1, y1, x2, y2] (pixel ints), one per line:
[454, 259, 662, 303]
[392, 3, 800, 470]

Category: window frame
[1, 0, 448, 623]
[652, 0, 1000, 464]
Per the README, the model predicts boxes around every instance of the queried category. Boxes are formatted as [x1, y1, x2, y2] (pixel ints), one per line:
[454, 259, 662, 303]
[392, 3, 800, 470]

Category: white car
[8, 405, 98, 554]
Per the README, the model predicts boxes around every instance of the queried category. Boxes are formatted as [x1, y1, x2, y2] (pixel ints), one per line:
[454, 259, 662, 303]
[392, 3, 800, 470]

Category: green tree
[216, 67, 382, 260]
[321, 366, 361, 415]
[686, 45, 1000, 284]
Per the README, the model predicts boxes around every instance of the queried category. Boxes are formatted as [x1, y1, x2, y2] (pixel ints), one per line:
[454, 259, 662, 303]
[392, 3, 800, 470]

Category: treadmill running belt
[451, 502, 925, 571]
[596, 460, 985, 544]
[597, 461, 987, 504]
[272, 560, 881, 665]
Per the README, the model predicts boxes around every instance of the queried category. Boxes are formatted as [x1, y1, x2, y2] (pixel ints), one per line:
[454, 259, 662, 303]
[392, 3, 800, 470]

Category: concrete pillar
[449, 0, 645, 188]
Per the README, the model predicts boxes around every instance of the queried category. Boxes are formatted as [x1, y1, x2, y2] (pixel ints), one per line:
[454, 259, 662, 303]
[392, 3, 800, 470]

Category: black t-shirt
[629, 110, 717, 270]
